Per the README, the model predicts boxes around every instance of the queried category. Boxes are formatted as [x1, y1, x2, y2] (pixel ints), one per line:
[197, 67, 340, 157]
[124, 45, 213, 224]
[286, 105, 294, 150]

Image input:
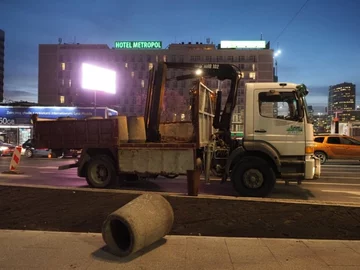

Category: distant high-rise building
[38, 40, 274, 132]
[328, 82, 356, 117]
[0, 29, 4, 102]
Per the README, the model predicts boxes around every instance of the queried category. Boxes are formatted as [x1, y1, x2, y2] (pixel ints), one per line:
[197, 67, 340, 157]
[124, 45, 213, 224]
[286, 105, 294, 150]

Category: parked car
[314, 134, 360, 164]
[0, 140, 16, 156]
[22, 139, 51, 158]
[22, 139, 80, 158]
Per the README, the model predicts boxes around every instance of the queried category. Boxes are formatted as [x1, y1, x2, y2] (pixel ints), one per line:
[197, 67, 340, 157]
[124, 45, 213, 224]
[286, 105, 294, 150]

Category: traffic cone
[2, 146, 24, 175]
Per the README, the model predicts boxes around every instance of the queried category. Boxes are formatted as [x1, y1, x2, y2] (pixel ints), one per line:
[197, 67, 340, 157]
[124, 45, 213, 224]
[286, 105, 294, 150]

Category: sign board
[0, 106, 118, 126]
[114, 41, 162, 49]
[220, 40, 266, 49]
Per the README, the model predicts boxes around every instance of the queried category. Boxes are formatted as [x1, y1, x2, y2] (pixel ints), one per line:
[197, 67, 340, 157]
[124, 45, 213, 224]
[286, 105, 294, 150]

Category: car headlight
[0, 146, 9, 151]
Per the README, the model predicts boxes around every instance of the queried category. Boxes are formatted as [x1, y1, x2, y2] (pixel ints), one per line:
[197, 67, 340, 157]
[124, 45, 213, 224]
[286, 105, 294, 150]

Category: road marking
[317, 176, 360, 180]
[321, 189, 360, 196]
[304, 182, 360, 186]
[322, 165, 360, 168]
[0, 166, 59, 169]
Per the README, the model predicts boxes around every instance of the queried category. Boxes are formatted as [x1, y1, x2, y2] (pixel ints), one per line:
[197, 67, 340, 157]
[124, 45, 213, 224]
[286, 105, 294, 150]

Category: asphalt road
[0, 156, 359, 204]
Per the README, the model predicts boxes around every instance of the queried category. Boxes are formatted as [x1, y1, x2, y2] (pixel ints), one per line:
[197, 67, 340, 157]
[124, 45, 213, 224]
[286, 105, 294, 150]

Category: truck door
[253, 89, 306, 156]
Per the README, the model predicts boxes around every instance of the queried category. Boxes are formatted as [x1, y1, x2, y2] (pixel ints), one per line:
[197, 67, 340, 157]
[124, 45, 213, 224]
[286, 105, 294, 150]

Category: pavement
[0, 157, 360, 204]
[1, 229, 360, 270]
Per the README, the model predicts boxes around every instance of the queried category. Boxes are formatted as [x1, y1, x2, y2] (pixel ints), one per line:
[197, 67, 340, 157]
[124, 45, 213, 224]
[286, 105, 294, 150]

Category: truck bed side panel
[118, 148, 196, 174]
[33, 119, 118, 149]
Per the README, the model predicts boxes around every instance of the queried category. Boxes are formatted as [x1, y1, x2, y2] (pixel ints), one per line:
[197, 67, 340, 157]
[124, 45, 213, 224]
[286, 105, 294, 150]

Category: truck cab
[219, 82, 320, 197]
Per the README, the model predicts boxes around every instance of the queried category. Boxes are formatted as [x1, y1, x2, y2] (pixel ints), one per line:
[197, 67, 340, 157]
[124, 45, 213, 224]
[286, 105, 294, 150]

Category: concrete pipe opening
[109, 219, 133, 254]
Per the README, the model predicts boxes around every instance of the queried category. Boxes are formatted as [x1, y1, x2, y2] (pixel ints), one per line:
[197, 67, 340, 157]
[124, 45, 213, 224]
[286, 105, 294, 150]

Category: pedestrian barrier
[2, 146, 24, 175]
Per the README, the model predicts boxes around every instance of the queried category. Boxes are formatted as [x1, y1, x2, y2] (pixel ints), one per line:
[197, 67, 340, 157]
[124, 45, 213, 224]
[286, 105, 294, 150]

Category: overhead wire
[273, 0, 311, 43]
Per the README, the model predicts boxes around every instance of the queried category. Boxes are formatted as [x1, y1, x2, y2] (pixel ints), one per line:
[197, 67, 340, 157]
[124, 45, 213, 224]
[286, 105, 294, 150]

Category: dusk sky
[1, 0, 359, 111]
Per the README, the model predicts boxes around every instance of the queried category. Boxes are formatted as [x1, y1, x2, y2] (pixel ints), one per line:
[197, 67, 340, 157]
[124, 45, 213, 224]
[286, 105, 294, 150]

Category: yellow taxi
[314, 134, 360, 164]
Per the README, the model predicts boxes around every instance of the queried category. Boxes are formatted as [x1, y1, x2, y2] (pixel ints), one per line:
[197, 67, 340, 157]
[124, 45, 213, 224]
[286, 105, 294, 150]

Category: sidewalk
[0, 230, 360, 269]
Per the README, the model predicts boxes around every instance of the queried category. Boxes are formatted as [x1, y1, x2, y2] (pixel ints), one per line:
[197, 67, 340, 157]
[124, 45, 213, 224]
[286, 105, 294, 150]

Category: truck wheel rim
[243, 169, 264, 189]
[90, 164, 109, 184]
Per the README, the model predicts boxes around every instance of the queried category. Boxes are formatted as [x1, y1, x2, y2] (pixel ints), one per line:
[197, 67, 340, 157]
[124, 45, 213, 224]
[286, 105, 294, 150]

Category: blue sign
[0, 106, 118, 126]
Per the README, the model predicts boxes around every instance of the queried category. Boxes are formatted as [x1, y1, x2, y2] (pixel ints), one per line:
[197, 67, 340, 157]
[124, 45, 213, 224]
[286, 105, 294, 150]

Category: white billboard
[81, 63, 116, 94]
[220, 40, 266, 49]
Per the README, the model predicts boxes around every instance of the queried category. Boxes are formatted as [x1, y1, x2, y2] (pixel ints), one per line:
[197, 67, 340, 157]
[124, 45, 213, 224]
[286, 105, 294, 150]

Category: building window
[171, 55, 176, 62]
[163, 55, 167, 62]
[61, 62, 66, 70]
[249, 55, 256, 62]
[131, 71, 135, 78]
[68, 79, 72, 87]
[205, 56, 212, 62]
[60, 96, 65, 104]
[156, 56, 159, 62]
[61, 79, 65, 86]
[216, 56, 223, 62]
[141, 79, 145, 88]
[239, 56, 245, 62]
[249, 72, 256, 80]
[227, 56, 233, 62]
[139, 55, 143, 62]
[148, 63, 153, 70]
[179, 55, 184, 62]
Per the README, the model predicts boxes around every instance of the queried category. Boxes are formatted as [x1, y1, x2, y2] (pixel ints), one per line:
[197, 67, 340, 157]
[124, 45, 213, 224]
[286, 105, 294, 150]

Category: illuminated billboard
[114, 41, 162, 49]
[81, 63, 116, 94]
[220, 40, 266, 49]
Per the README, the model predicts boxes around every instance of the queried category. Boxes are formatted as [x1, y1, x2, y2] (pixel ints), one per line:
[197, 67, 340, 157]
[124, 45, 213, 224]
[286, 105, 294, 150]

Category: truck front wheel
[231, 156, 276, 197]
[86, 155, 117, 188]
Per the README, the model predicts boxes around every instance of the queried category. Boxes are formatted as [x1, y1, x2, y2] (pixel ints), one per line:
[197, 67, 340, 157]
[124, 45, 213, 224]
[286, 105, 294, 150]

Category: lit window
[125, 63, 128, 68]
[141, 80, 145, 88]
[68, 79, 72, 87]
[148, 63, 153, 70]
[61, 79, 65, 86]
[163, 55, 167, 62]
[249, 72, 256, 80]
[131, 71, 135, 78]
[61, 63, 66, 70]
[156, 56, 159, 62]
[252, 64, 256, 71]
[60, 96, 65, 104]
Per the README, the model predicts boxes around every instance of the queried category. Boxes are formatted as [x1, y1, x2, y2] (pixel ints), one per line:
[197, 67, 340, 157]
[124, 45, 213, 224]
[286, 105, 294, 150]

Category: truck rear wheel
[230, 156, 276, 197]
[86, 155, 117, 188]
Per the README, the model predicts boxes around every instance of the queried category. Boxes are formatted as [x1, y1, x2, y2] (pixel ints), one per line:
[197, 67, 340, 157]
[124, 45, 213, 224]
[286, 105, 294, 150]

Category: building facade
[38, 40, 274, 132]
[328, 82, 356, 117]
[0, 29, 4, 102]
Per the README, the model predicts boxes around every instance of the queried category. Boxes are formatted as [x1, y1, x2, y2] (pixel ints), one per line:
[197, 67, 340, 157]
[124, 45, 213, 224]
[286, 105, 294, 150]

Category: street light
[195, 69, 203, 76]
[273, 49, 282, 80]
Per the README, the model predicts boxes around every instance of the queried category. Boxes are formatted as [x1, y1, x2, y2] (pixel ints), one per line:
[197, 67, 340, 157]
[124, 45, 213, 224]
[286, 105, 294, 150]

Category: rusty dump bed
[33, 118, 197, 150]
[33, 118, 119, 149]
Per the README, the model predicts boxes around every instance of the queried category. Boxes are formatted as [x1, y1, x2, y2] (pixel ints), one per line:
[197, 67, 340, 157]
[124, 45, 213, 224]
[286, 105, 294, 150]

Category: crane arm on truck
[144, 62, 242, 143]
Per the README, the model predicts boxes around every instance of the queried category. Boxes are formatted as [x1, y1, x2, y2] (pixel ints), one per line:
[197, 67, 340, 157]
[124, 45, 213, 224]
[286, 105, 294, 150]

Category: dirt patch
[0, 186, 360, 240]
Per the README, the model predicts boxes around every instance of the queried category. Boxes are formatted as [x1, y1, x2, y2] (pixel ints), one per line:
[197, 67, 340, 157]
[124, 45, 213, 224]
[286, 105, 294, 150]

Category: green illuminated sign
[114, 41, 162, 49]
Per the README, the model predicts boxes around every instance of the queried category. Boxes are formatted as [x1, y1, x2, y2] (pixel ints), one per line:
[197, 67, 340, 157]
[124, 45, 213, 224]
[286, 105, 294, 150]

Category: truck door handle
[255, 129, 267, 133]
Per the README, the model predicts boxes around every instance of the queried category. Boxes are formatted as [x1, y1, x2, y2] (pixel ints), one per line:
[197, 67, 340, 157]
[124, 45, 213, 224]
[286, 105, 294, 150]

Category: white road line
[322, 165, 360, 168]
[304, 182, 360, 186]
[321, 190, 360, 196]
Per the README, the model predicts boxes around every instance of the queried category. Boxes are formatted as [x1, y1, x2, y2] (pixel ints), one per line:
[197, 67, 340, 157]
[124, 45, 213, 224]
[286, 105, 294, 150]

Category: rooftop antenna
[260, 33, 263, 40]
[58, 38, 62, 44]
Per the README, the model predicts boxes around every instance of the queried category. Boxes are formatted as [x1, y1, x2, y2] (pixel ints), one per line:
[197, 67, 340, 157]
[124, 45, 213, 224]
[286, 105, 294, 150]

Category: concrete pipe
[102, 193, 174, 257]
